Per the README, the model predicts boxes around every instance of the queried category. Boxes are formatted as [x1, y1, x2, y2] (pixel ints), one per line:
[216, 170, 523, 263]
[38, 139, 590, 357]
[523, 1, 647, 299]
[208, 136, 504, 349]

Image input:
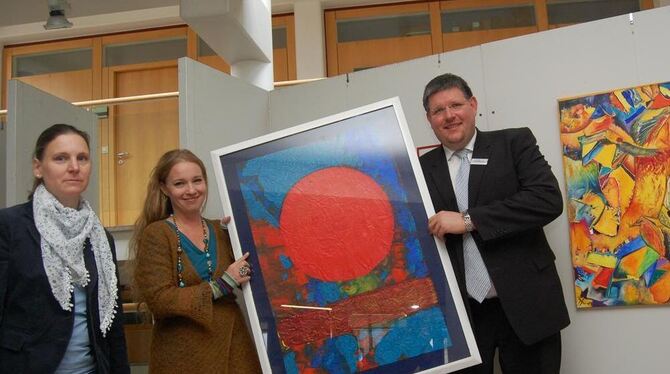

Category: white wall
[479, 10, 670, 372]
[5, 80, 99, 210]
[178, 57, 269, 219]
[269, 45, 490, 146]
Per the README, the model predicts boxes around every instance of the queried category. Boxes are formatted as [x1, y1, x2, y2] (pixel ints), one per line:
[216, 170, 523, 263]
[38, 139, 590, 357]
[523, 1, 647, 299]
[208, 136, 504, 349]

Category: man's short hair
[422, 73, 474, 112]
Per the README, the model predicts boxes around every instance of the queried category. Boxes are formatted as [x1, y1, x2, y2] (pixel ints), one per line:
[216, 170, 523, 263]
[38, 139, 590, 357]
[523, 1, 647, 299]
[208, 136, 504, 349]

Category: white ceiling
[0, 0, 177, 27]
[0, 0, 405, 28]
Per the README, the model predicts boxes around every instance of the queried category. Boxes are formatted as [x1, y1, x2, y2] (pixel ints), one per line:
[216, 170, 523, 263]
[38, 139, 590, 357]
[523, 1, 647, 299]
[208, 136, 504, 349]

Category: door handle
[115, 151, 130, 165]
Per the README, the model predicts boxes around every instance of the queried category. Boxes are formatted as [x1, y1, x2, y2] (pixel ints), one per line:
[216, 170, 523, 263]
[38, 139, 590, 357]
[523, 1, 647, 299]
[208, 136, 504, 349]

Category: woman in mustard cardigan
[132, 149, 261, 373]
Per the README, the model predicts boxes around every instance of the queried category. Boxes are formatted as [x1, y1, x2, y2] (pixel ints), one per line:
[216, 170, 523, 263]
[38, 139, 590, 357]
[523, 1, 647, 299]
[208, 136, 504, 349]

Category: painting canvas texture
[559, 82, 670, 308]
[214, 103, 475, 373]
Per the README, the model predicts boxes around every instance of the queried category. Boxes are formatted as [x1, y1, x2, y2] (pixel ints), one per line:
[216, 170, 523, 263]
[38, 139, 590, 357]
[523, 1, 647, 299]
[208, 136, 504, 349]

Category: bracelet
[209, 277, 236, 300]
[209, 280, 224, 299]
[222, 271, 240, 288]
[215, 277, 234, 295]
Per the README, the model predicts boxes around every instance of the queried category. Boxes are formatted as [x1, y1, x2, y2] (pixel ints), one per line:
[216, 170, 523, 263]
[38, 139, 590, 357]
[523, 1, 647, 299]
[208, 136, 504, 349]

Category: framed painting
[211, 98, 480, 373]
[558, 82, 670, 308]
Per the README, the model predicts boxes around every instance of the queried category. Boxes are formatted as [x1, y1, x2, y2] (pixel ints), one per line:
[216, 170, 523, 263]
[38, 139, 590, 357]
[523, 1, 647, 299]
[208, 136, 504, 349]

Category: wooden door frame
[325, 1, 437, 77]
[2, 38, 98, 108]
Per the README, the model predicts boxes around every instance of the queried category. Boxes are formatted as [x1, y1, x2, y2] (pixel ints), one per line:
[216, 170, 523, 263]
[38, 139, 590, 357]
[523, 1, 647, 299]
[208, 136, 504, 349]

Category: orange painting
[559, 82, 670, 308]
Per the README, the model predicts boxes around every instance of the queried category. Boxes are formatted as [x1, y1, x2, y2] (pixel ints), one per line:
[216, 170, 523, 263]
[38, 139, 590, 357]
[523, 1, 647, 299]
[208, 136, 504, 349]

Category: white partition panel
[0, 119, 6, 208]
[178, 57, 269, 218]
[5, 80, 99, 211]
[630, 6, 670, 85]
[270, 48, 489, 148]
[343, 55, 446, 147]
[346, 47, 489, 147]
[268, 74, 349, 132]
[479, 9, 670, 374]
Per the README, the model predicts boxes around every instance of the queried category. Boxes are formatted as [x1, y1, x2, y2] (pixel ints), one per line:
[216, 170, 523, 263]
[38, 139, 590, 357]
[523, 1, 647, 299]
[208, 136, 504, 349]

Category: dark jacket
[0, 201, 130, 373]
[420, 127, 570, 345]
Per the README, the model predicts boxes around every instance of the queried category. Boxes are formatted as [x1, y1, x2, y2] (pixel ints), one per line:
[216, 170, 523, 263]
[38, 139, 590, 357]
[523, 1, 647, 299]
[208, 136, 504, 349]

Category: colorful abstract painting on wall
[212, 100, 479, 373]
[559, 82, 670, 308]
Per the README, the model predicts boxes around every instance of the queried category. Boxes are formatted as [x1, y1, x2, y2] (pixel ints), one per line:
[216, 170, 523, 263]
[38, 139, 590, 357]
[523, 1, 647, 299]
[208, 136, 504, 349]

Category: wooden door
[17, 71, 93, 103]
[105, 61, 179, 226]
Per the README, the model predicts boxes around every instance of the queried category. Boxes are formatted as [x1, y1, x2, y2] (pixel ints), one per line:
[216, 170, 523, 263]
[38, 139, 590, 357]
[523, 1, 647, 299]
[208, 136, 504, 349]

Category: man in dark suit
[419, 73, 570, 373]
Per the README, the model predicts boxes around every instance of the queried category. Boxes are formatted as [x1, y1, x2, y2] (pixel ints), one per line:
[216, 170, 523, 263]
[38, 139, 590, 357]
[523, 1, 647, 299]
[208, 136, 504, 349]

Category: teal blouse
[167, 220, 217, 281]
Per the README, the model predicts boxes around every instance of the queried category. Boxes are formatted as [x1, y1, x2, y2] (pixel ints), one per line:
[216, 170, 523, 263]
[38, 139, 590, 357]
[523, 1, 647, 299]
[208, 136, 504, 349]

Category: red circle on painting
[279, 166, 394, 282]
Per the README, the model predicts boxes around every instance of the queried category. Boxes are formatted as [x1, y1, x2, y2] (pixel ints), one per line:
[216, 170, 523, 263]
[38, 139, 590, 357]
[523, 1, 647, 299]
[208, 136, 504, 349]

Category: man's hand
[428, 210, 467, 237]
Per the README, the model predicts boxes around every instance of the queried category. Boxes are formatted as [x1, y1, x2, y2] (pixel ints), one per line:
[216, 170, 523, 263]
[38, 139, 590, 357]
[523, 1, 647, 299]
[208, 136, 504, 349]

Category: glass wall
[337, 12, 431, 42]
[441, 4, 536, 33]
[547, 0, 641, 26]
[13, 48, 92, 77]
[325, 0, 653, 76]
[104, 37, 187, 67]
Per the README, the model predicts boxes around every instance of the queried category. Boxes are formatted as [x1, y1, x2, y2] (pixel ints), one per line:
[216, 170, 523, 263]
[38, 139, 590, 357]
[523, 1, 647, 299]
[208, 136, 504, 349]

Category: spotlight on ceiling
[44, 0, 73, 30]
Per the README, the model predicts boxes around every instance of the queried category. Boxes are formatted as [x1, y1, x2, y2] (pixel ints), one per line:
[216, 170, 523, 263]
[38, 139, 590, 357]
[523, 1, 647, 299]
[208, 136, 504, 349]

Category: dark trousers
[458, 298, 562, 374]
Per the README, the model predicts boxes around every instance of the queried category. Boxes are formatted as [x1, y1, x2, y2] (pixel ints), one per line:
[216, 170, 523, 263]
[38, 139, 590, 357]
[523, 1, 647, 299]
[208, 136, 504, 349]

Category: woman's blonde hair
[129, 149, 208, 299]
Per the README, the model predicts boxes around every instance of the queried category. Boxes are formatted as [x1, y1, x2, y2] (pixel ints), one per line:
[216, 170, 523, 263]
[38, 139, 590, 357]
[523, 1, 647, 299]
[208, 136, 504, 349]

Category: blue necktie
[453, 149, 493, 302]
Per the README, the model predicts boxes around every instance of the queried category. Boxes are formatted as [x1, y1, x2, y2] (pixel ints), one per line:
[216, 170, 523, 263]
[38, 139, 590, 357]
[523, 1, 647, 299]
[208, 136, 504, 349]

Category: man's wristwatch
[461, 211, 475, 232]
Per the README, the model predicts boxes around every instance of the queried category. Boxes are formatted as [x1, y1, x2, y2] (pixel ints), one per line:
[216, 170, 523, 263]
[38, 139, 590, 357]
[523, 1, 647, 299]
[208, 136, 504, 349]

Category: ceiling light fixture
[44, 0, 73, 30]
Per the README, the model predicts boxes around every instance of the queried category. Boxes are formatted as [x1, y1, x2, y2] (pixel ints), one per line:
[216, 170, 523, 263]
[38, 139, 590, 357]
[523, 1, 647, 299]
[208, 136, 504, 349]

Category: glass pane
[104, 37, 186, 67]
[273, 26, 287, 49]
[337, 13, 431, 43]
[198, 36, 216, 57]
[547, 0, 640, 25]
[13, 48, 92, 77]
[441, 4, 536, 33]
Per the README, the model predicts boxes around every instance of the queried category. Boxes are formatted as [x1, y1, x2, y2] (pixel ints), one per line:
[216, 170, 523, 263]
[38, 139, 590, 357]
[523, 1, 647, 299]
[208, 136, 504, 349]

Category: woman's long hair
[129, 149, 208, 300]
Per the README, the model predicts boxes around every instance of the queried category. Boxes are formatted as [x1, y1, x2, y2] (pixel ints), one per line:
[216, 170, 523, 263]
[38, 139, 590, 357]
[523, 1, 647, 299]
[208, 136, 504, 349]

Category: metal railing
[0, 77, 325, 118]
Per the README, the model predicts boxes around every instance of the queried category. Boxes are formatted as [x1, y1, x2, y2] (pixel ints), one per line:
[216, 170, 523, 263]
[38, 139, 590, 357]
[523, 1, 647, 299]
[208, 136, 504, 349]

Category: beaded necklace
[171, 214, 212, 287]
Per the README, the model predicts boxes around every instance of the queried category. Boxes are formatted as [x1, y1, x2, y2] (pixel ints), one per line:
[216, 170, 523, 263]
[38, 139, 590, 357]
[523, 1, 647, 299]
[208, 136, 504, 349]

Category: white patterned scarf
[33, 184, 118, 336]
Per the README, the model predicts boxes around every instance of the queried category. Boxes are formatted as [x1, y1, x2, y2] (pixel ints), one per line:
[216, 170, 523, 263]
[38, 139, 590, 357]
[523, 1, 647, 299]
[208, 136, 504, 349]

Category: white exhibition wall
[478, 9, 670, 373]
[178, 58, 269, 219]
[269, 45, 490, 147]
[179, 6, 670, 373]
[4, 80, 99, 211]
[0, 116, 6, 208]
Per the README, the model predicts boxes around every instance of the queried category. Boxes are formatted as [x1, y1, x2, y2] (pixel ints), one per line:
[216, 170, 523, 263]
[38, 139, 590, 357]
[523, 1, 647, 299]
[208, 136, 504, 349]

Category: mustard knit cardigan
[135, 219, 262, 373]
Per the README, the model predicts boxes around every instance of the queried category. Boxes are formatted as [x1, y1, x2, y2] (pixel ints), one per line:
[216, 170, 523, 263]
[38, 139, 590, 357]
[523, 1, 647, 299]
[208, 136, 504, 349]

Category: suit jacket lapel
[470, 130, 492, 207]
[425, 147, 459, 211]
[21, 201, 41, 245]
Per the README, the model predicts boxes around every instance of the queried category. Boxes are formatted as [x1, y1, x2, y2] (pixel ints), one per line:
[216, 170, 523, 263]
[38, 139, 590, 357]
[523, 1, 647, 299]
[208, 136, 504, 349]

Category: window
[104, 37, 187, 67]
[441, 4, 536, 33]
[337, 12, 431, 42]
[13, 49, 92, 77]
[547, 0, 640, 26]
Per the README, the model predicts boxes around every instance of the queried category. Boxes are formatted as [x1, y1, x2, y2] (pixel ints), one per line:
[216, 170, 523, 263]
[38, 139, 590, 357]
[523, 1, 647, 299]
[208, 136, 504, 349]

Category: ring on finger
[239, 265, 251, 277]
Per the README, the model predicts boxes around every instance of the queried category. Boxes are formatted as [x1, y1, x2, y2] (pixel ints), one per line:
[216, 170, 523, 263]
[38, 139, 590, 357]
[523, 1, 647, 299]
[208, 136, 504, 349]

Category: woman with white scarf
[0, 124, 129, 373]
